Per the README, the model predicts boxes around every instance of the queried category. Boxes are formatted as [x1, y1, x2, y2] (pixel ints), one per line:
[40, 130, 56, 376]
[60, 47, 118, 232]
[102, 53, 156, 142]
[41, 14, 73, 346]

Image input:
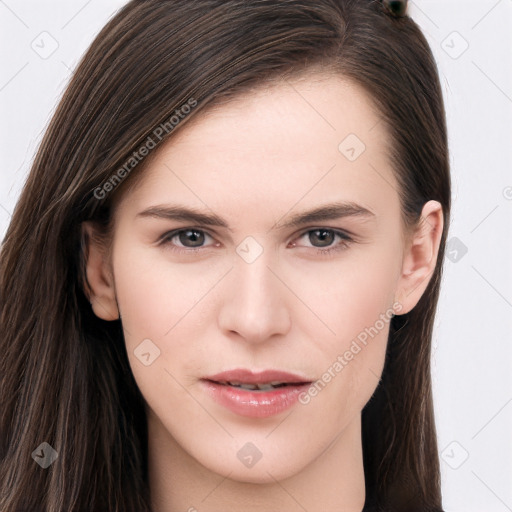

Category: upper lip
[204, 369, 312, 385]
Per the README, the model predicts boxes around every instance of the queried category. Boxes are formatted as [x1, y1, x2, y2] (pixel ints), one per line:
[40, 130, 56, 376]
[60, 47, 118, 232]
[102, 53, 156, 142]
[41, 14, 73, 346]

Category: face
[86, 73, 440, 484]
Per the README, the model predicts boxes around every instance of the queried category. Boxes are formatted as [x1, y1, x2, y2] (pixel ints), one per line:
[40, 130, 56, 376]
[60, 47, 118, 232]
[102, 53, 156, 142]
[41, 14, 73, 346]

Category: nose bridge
[217, 236, 291, 342]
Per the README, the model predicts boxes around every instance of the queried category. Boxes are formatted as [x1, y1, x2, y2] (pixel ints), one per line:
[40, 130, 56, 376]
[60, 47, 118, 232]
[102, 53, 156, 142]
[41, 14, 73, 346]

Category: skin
[84, 73, 443, 512]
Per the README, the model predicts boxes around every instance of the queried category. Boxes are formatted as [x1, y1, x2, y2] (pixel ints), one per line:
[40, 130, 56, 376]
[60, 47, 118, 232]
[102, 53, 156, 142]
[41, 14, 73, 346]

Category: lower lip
[202, 380, 311, 418]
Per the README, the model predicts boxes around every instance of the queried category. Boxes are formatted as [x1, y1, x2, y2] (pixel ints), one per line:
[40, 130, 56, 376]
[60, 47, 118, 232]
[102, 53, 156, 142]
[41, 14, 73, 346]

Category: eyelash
[158, 228, 353, 258]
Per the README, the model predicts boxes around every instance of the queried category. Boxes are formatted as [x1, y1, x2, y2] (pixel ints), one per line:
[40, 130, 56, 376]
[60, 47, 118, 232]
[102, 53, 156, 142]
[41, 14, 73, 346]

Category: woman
[0, 0, 451, 510]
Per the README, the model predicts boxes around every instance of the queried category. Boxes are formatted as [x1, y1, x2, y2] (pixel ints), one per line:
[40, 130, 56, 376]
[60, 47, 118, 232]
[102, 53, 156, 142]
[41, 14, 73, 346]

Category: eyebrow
[136, 201, 376, 232]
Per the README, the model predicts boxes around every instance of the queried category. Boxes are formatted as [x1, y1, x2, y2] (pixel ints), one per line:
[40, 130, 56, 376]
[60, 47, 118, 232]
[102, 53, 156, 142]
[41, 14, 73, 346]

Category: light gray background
[1, 1, 511, 510]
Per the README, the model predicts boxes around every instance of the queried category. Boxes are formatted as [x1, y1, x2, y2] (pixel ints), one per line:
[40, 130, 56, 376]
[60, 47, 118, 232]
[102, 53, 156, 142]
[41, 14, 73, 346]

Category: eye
[292, 228, 353, 255]
[158, 227, 353, 257]
[160, 228, 216, 251]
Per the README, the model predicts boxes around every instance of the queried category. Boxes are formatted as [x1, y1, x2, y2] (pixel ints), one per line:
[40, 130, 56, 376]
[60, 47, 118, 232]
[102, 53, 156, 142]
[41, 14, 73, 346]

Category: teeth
[256, 384, 275, 391]
[226, 381, 287, 391]
[240, 383, 259, 391]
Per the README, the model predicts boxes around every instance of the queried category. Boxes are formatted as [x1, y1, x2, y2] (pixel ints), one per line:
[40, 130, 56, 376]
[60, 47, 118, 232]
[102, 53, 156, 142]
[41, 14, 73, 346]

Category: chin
[219, 462, 300, 485]
[188, 439, 307, 485]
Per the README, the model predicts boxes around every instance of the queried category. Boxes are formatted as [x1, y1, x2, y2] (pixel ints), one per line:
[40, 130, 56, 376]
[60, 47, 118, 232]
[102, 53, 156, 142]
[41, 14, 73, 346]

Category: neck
[148, 412, 366, 512]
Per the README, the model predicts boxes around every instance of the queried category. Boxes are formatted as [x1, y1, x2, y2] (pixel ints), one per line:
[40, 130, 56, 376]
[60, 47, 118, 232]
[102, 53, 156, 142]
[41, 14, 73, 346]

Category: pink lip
[202, 369, 312, 418]
[205, 368, 310, 385]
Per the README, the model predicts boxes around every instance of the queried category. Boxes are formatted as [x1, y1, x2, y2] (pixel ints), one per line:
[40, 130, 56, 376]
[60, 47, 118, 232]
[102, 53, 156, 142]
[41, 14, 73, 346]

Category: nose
[217, 245, 291, 345]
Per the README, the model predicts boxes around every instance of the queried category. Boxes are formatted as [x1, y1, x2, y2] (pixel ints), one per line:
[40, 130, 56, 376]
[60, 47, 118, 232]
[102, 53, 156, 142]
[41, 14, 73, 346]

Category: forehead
[116, 73, 400, 225]
[169, 73, 385, 157]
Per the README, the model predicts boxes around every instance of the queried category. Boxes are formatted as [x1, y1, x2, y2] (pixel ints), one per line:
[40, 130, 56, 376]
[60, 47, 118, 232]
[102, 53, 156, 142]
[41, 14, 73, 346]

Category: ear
[81, 221, 120, 321]
[395, 200, 444, 315]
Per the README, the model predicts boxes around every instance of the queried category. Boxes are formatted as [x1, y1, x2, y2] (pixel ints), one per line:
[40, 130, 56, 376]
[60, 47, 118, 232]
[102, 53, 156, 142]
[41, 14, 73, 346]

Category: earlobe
[395, 200, 444, 315]
[81, 221, 120, 321]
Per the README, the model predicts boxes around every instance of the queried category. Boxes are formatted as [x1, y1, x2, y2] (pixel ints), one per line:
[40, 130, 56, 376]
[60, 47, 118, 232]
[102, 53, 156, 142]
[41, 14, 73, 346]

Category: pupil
[179, 230, 204, 247]
[310, 229, 334, 247]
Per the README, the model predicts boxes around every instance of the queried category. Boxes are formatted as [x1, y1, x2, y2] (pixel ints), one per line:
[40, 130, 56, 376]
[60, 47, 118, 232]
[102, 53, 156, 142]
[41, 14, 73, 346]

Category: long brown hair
[0, 1, 450, 510]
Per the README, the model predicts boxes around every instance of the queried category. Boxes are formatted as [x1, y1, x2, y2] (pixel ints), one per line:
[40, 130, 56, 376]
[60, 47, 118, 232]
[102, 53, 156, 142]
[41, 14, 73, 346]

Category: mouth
[201, 369, 313, 418]
[205, 368, 312, 384]
[211, 381, 304, 391]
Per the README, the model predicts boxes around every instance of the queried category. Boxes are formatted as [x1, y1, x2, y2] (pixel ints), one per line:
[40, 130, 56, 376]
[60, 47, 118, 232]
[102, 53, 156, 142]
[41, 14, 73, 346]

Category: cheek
[113, 242, 226, 340]
[111, 241, 231, 401]
[113, 232, 400, 414]
[292, 242, 400, 410]
[291, 240, 400, 344]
